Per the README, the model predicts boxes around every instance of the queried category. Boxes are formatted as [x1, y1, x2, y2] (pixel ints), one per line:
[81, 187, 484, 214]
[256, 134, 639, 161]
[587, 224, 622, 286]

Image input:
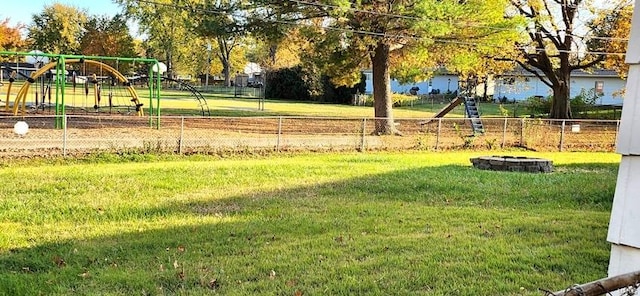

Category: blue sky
[1, 0, 142, 38]
[2, 0, 122, 26]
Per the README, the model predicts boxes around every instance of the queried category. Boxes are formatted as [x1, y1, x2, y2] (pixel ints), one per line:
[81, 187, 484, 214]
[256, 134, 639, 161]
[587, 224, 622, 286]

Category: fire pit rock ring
[470, 156, 553, 173]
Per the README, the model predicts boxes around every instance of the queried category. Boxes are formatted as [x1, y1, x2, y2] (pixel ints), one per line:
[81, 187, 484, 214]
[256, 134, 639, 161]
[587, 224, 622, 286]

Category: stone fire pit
[470, 156, 553, 173]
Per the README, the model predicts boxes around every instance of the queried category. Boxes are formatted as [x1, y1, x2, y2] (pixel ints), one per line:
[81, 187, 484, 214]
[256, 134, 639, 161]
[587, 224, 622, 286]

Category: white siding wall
[572, 77, 625, 105]
[495, 77, 549, 101]
[495, 76, 625, 105]
[363, 70, 626, 105]
[364, 72, 459, 95]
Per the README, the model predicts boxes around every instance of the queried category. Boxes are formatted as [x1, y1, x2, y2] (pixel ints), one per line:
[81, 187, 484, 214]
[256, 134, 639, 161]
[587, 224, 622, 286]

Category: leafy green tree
[79, 14, 137, 72]
[509, 0, 631, 119]
[185, 37, 248, 83]
[246, 30, 304, 70]
[256, 0, 520, 134]
[190, 0, 247, 86]
[27, 3, 87, 54]
[115, 0, 196, 78]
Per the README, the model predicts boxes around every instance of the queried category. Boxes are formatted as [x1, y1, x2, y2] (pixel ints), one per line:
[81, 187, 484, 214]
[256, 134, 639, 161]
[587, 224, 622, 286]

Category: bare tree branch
[515, 59, 553, 87]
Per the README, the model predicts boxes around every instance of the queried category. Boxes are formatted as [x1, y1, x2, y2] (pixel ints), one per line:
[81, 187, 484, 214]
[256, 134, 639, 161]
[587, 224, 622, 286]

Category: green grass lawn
[141, 89, 534, 119]
[0, 151, 620, 295]
[4, 82, 619, 119]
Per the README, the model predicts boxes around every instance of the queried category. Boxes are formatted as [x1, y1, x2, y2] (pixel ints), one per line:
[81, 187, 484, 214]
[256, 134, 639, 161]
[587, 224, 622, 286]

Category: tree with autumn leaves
[19, 1, 635, 124]
[509, 0, 632, 119]
[0, 19, 25, 52]
[24, 3, 137, 67]
[255, 0, 522, 134]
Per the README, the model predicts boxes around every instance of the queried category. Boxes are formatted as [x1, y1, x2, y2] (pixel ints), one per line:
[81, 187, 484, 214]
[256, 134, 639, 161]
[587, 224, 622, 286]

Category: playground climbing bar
[0, 51, 163, 128]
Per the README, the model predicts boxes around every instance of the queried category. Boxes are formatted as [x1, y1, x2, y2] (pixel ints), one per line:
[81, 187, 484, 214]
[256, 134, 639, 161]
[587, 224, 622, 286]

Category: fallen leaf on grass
[53, 256, 66, 267]
[269, 270, 276, 280]
[294, 290, 303, 296]
[177, 245, 186, 252]
[173, 260, 179, 269]
[208, 278, 219, 290]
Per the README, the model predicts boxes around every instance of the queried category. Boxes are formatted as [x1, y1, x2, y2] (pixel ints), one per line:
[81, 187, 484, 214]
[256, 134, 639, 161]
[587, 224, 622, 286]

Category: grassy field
[173, 90, 467, 118]
[3, 81, 621, 119]
[0, 151, 620, 295]
[1, 82, 510, 118]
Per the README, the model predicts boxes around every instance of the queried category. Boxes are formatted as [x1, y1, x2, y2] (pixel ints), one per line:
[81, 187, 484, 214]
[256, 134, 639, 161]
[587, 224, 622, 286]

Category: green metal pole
[148, 66, 154, 128]
[156, 63, 161, 129]
[55, 57, 61, 128]
[60, 56, 66, 127]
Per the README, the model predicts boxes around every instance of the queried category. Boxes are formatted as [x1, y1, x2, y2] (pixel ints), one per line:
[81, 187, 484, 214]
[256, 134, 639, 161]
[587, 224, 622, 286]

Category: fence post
[62, 115, 68, 157]
[520, 118, 525, 147]
[559, 120, 565, 152]
[276, 116, 282, 151]
[179, 116, 184, 154]
[436, 118, 442, 150]
[360, 118, 367, 151]
[501, 118, 507, 148]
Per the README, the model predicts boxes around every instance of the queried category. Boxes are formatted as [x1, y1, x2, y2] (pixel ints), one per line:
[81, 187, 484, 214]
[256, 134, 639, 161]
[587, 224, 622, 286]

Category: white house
[495, 69, 625, 105]
[363, 68, 626, 105]
[362, 69, 459, 95]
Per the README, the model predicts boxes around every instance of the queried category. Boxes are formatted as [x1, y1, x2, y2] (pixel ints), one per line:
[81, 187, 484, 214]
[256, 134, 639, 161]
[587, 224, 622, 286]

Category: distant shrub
[356, 93, 419, 107]
[265, 66, 365, 103]
[392, 93, 419, 106]
[265, 66, 311, 101]
[572, 88, 600, 113]
[524, 89, 602, 118]
[524, 95, 552, 116]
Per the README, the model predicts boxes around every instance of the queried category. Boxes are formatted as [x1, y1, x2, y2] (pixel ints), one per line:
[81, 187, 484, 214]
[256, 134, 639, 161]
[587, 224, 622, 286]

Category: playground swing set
[0, 51, 163, 128]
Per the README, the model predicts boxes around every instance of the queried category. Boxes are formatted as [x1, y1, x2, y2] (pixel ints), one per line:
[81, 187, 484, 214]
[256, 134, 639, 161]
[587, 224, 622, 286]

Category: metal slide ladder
[463, 96, 484, 134]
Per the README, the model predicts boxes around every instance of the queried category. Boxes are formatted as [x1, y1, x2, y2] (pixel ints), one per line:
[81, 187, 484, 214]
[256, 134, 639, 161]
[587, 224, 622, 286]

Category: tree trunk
[216, 37, 233, 87]
[482, 76, 489, 102]
[268, 44, 278, 68]
[165, 51, 173, 79]
[550, 74, 572, 119]
[223, 61, 231, 87]
[371, 41, 400, 135]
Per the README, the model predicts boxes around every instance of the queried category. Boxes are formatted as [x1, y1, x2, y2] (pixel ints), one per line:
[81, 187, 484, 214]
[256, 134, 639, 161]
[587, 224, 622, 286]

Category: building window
[595, 81, 604, 95]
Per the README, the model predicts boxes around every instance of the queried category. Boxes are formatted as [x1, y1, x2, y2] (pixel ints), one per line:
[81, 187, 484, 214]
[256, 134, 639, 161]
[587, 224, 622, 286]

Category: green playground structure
[0, 51, 162, 128]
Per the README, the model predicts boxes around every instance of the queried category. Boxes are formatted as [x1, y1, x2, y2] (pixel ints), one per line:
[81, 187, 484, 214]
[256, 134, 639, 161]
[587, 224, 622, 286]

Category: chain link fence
[0, 115, 620, 157]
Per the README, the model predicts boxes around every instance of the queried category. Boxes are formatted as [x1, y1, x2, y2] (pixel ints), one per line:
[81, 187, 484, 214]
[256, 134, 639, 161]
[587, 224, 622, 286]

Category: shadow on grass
[0, 162, 618, 295]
